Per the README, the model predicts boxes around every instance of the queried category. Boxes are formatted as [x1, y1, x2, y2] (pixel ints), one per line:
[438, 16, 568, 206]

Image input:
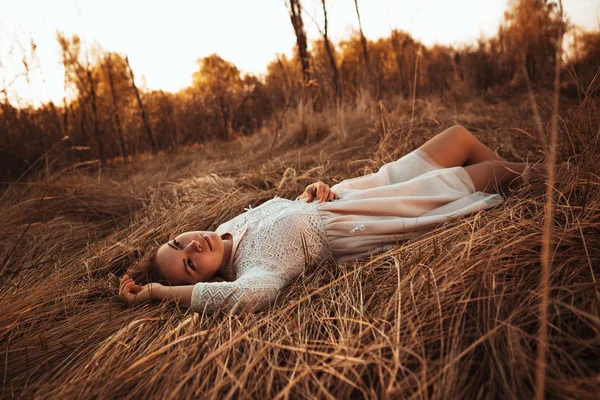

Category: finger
[301, 185, 312, 202]
[124, 281, 135, 293]
[315, 184, 324, 202]
[306, 187, 315, 202]
[121, 278, 132, 291]
[320, 187, 328, 203]
[119, 277, 129, 292]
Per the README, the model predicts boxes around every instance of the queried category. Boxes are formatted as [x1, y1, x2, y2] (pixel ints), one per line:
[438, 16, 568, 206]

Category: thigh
[418, 125, 473, 168]
[419, 125, 504, 168]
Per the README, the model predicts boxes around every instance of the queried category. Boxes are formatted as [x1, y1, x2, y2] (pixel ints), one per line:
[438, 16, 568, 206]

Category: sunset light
[2, 1, 600, 398]
[1, 0, 598, 106]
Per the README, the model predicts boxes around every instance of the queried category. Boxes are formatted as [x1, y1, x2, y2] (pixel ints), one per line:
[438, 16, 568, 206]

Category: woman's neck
[217, 233, 234, 280]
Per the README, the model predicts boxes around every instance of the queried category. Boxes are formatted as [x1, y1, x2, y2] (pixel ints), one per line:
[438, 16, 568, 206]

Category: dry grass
[1, 93, 599, 399]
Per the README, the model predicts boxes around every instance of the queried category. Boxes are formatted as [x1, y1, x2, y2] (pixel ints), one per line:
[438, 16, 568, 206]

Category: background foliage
[1, 0, 598, 182]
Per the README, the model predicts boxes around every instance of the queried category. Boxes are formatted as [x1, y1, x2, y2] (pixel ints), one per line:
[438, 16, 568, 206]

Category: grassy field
[1, 92, 598, 399]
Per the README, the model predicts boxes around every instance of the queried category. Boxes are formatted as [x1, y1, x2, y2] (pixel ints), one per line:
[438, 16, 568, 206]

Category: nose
[189, 240, 202, 252]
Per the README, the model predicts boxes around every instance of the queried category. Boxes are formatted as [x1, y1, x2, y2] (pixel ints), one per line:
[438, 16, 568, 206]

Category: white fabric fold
[319, 149, 503, 261]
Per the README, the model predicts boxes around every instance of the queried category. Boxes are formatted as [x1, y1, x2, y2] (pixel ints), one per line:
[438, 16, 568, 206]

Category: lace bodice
[191, 198, 332, 313]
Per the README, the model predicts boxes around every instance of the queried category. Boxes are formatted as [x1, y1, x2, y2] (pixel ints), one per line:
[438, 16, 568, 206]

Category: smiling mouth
[204, 236, 213, 251]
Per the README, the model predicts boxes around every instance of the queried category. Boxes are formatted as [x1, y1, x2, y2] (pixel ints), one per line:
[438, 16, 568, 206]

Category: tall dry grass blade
[406, 45, 422, 145]
[535, 3, 564, 399]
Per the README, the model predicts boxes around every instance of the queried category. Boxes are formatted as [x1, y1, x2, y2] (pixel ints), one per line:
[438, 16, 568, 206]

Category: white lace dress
[191, 198, 332, 313]
[191, 149, 504, 313]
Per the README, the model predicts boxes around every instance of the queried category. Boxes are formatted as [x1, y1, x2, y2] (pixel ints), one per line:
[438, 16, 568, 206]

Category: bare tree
[391, 30, 413, 97]
[57, 33, 103, 160]
[61, 89, 69, 139]
[287, 0, 311, 86]
[320, 0, 342, 104]
[85, 67, 104, 164]
[105, 54, 127, 159]
[125, 56, 157, 154]
[354, 0, 370, 76]
[21, 39, 49, 172]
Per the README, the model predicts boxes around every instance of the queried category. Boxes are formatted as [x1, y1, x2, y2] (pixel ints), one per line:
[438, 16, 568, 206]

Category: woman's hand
[118, 274, 164, 306]
[298, 181, 339, 203]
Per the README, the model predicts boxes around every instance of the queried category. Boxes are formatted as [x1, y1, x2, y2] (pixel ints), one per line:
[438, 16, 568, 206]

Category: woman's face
[155, 231, 226, 285]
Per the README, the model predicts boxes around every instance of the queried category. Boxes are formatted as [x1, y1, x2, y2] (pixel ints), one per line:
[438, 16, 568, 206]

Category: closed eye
[187, 258, 196, 271]
[182, 258, 191, 275]
[168, 239, 183, 251]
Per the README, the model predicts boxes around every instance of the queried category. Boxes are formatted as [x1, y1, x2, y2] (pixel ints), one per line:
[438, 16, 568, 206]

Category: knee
[449, 125, 472, 137]
[448, 125, 475, 144]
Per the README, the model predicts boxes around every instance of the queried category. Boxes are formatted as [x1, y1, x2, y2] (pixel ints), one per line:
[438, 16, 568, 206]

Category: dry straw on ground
[1, 93, 598, 399]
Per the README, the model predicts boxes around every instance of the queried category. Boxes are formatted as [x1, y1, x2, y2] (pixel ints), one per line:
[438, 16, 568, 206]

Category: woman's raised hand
[298, 181, 339, 203]
[118, 274, 163, 305]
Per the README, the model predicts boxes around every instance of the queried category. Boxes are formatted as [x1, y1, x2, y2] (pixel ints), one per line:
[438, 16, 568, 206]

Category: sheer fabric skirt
[316, 149, 504, 261]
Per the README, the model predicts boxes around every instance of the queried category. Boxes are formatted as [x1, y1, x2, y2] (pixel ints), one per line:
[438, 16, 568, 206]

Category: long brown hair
[125, 247, 169, 285]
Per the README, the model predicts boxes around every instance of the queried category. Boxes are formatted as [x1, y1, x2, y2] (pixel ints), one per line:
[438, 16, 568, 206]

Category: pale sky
[1, 0, 598, 107]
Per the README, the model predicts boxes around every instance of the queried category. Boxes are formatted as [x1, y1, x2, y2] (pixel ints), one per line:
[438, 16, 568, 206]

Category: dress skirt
[316, 149, 504, 261]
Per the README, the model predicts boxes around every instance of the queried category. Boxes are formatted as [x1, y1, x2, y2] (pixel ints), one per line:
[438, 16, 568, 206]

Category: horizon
[1, 0, 599, 107]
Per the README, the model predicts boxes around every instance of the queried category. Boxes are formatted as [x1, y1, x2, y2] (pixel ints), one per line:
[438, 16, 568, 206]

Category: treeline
[1, 0, 599, 182]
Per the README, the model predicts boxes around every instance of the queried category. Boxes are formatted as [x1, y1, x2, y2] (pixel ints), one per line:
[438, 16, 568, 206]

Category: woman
[119, 126, 541, 313]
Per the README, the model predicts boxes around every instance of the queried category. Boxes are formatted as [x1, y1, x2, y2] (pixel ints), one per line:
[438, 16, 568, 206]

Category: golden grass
[1, 93, 598, 399]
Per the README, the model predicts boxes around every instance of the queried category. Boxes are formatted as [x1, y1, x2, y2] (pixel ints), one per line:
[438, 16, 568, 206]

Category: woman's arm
[119, 271, 285, 313]
[191, 273, 284, 313]
[119, 274, 193, 307]
[158, 285, 194, 308]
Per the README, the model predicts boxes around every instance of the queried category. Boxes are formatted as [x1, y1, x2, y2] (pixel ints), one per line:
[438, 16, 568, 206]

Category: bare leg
[464, 161, 548, 193]
[419, 125, 550, 194]
[419, 125, 504, 168]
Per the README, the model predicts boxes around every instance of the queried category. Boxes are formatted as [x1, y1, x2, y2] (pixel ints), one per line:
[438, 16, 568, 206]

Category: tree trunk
[391, 31, 408, 97]
[288, 0, 311, 86]
[62, 97, 69, 138]
[125, 56, 157, 153]
[354, 0, 371, 82]
[86, 68, 105, 164]
[105, 54, 127, 160]
[321, 0, 342, 105]
[79, 98, 87, 144]
[218, 96, 230, 141]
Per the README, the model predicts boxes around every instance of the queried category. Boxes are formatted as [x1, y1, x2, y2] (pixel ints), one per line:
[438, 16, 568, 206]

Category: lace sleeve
[191, 270, 287, 313]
